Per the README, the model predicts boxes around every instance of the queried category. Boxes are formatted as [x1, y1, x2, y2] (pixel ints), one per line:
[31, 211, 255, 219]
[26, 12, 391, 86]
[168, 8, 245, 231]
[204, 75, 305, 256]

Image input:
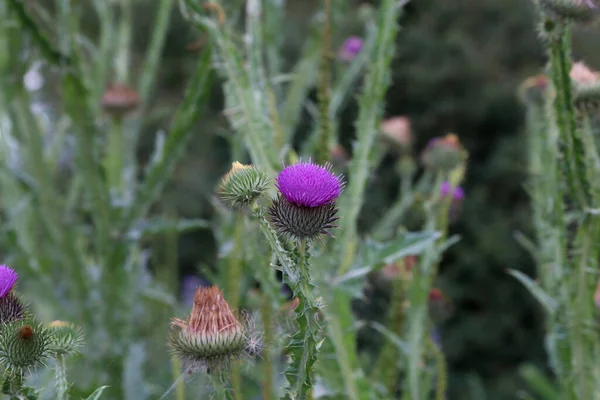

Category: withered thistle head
[219, 161, 271, 208]
[0, 318, 52, 374]
[268, 161, 344, 242]
[169, 286, 259, 372]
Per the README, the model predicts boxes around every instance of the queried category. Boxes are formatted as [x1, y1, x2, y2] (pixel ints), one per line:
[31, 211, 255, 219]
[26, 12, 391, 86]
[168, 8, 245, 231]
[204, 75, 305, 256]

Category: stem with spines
[251, 205, 321, 399]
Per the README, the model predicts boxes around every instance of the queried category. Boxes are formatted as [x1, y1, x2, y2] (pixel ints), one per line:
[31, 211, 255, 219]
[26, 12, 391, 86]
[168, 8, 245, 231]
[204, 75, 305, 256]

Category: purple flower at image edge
[276, 162, 344, 208]
[338, 36, 363, 61]
[0, 265, 18, 298]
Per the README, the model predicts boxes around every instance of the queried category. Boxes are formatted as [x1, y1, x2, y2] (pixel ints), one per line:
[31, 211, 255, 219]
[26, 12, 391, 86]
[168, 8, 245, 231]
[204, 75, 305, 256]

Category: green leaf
[519, 364, 561, 400]
[334, 230, 442, 285]
[83, 386, 108, 400]
[507, 269, 558, 315]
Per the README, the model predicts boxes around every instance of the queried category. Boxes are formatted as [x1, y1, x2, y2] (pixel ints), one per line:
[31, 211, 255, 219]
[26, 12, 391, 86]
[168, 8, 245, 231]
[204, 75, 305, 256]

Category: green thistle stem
[316, 0, 332, 164]
[428, 337, 447, 400]
[105, 116, 126, 196]
[212, 371, 234, 400]
[55, 355, 70, 400]
[251, 206, 321, 398]
[261, 295, 274, 400]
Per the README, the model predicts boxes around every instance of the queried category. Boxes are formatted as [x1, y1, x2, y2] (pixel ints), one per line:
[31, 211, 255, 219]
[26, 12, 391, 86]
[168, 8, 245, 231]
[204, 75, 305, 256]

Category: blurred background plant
[1, 0, 599, 399]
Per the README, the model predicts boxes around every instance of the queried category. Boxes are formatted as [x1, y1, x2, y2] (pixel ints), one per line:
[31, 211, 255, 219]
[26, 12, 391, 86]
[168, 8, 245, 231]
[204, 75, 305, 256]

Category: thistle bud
[101, 83, 140, 117]
[0, 265, 25, 327]
[219, 161, 271, 208]
[268, 161, 344, 242]
[338, 36, 363, 62]
[420, 134, 467, 171]
[428, 288, 453, 323]
[570, 62, 600, 112]
[518, 74, 551, 105]
[0, 319, 51, 373]
[47, 321, 85, 357]
[379, 116, 413, 152]
[169, 286, 259, 372]
[539, 0, 598, 22]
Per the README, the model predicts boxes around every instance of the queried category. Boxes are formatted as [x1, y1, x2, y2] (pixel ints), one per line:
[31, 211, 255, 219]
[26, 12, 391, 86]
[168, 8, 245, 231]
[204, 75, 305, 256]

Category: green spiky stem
[428, 337, 447, 400]
[261, 295, 274, 400]
[105, 116, 126, 197]
[211, 370, 234, 400]
[55, 355, 70, 400]
[251, 205, 321, 399]
[316, 0, 332, 164]
[548, 22, 590, 208]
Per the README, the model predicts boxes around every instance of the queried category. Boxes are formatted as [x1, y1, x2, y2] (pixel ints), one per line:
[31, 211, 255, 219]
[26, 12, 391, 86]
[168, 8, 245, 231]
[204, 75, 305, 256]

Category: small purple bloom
[440, 181, 464, 201]
[338, 36, 363, 62]
[276, 162, 343, 208]
[0, 265, 18, 298]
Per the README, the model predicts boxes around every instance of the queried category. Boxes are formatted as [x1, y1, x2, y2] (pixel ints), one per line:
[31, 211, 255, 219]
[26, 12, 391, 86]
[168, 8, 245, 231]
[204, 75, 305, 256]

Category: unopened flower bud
[0, 319, 51, 373]
[570, 62, 600, 112]
[268, 161, 344, 242]
[539, 0, 598, 22]
[421, 134, 467, 171]
[101, 84, 140, 116]
[47, 321, 85, 357]
[338, 36, 363, 62]
[379, 116, 412, 151]
[219, 162, 271, 208]
[169, 286, 259, 372]
[428, 288, 453, 323]
[518, 74, 551, 105]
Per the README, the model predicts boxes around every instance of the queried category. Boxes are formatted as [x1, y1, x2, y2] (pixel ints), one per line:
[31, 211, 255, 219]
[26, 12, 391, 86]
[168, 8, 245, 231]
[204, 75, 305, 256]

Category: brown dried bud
[379, 116, 413, 149]
[101, 83, 140, 116]
[169, 286, 258, 372]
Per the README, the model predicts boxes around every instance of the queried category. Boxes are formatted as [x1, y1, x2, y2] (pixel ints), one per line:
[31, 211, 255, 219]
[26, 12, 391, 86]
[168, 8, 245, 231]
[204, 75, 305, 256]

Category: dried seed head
[101, 84, 140, 116]
[169, 286, 253, 371]
[0, 319, 51, 374]
[47, 321, 85, 357]
[219, 162, 271, 208]
[539, 0, 598, 22]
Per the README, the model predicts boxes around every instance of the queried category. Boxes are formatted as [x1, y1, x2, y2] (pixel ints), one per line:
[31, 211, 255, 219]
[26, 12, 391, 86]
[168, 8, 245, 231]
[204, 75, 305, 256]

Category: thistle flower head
[440, 181, 465, 202]
[0, 319, 52, 374]
[338, 36, 363, 62]
[276, 162, 343, 208]
[421, 133, 467, 171]
[0, 265, 18, 298]
[570, 62, 600, 112]
[169, 286, 257, 371]
[539, 0, 598, 21]
[219, 161, 271, 208]
[47, 321, 85, 357]
[379, 116, 412, 149]
[101, 83, 140, 116]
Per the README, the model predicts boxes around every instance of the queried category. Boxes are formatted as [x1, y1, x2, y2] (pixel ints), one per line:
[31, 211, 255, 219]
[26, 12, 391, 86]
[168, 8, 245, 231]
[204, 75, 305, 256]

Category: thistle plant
[516, 1, 600, 398]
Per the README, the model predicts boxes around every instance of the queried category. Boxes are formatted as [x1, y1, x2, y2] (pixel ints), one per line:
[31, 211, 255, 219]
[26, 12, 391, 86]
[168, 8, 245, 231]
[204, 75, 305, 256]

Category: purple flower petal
[338, 36, 364, 61]
[440, 181, 452, 197]
[0, 265, 18, 298]
[452, 186, 465, 201]
[276, 162, 344, 208]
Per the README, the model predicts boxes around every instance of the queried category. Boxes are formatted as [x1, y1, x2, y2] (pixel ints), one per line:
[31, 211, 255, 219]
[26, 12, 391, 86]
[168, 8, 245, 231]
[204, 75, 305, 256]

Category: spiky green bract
[219, 161, 272, 209]
[47, 321, 85, 357]
[0, 292, 25, 327]
[268, 195, 339, 242]
[573, 82, 600, 112]
[0, 318, 52, 374]
[169, 286, 260, 372]
[538, 0, 598, 22]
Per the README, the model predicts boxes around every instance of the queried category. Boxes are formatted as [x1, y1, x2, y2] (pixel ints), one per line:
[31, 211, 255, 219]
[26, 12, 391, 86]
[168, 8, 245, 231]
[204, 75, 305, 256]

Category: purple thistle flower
[0, 265, 17, 298]
[338, 36, 363, 62]
[276, 162, 343, 208]
[440, 181, 464, 202]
